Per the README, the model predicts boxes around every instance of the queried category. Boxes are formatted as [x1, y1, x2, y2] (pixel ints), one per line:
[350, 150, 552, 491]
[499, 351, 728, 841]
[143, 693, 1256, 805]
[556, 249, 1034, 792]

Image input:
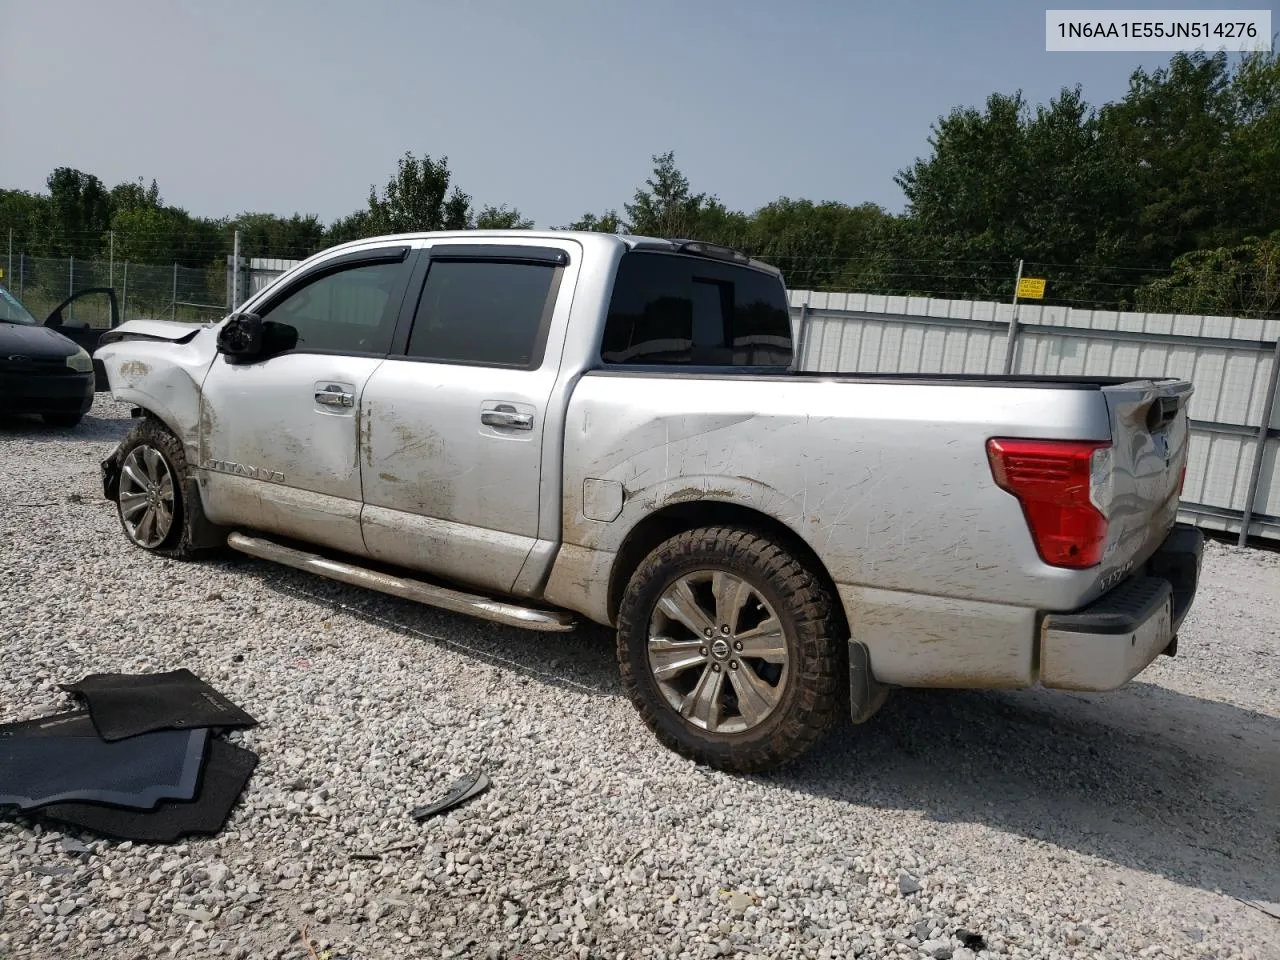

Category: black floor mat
[36, 738, 259, 843]
[59, 668, 258, 741]
[0, 712, 208, 811]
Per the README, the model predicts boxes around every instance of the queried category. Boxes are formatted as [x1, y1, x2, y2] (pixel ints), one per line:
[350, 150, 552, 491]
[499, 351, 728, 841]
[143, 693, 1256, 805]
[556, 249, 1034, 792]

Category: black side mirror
[216, 312, 264, 358]
[216, 313, 298, 363]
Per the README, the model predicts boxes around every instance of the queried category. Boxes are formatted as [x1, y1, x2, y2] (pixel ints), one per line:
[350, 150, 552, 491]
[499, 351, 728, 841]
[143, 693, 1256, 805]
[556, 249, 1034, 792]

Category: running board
[225, 532, 577, 633]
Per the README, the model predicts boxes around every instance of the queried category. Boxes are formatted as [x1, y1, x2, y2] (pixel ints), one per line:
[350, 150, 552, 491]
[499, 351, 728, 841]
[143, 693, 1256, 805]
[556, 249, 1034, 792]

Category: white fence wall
[226, 257, 1280, 545]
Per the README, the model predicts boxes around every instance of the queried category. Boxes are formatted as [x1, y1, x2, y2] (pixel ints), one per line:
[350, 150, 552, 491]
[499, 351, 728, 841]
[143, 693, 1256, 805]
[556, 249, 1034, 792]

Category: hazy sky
[1, 1, 1264, 227]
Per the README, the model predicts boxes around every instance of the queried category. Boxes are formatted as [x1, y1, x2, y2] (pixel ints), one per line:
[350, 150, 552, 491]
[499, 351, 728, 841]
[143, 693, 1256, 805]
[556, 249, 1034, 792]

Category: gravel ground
[1, 396, 1277, 960]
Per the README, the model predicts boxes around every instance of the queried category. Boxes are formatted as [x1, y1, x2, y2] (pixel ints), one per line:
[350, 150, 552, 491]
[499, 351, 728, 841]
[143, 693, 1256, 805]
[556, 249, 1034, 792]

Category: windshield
[0, 284, 38, 325]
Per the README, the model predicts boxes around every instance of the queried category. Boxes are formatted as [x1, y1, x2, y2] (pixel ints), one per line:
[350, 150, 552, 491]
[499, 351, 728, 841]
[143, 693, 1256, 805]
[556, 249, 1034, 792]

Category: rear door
[1096, 378, 1194, 581]
[359, 241, 577, 595]
[198, 245, 416, 556]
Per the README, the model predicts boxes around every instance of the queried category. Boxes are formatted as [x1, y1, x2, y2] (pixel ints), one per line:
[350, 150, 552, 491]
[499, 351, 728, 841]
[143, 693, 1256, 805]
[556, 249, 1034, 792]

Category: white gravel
[1, 395, 1277, 960]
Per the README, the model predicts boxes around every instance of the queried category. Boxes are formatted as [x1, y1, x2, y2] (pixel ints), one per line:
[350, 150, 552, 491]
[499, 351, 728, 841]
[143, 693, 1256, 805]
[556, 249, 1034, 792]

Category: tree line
[3, 50, 1276, 317]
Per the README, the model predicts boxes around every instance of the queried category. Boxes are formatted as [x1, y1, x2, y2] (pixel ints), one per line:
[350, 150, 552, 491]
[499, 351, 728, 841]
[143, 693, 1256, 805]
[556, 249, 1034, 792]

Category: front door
[360, 242, 576, 595]
[198, 245, 416, 556]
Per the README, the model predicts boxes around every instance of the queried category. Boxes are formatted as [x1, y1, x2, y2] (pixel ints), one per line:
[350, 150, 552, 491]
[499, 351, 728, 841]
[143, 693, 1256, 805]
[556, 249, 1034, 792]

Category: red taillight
[986, 438, 1111, 569]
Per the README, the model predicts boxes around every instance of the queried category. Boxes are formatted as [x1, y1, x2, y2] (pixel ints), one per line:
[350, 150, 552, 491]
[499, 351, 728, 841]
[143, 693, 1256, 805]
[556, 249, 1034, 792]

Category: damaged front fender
[94, 322, 221, 467]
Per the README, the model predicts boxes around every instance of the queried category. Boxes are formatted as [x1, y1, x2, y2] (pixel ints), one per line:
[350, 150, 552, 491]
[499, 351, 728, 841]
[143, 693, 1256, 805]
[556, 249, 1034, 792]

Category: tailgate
[1095, 378, 1193, 588]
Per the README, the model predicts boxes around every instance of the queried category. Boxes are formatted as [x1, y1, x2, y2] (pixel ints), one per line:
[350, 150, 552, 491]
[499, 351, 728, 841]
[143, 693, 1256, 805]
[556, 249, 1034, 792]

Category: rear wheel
[617, 526, 846, 773]
[113, 419, 191, 557]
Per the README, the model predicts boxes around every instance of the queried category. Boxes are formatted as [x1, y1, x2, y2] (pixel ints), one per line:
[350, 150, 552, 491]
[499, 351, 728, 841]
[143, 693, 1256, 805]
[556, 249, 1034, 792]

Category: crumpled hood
[97, 319, 210, 350]
[0, 322, 78, 360]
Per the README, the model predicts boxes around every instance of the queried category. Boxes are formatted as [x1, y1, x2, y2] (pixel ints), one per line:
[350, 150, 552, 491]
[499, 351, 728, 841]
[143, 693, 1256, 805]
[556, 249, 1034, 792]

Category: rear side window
[601, 252, 793, 367]
[406, 258, 561, 368]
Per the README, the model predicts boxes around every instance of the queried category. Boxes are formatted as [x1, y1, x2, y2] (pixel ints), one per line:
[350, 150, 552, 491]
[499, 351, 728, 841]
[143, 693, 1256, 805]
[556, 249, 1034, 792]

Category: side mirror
[216, 312, 264, 358]
[216, 313, 298, 363]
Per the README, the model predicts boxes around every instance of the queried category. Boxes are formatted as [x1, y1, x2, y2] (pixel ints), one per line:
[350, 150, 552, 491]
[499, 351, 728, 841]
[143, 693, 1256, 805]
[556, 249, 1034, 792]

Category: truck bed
[587, 367, 1149, 389]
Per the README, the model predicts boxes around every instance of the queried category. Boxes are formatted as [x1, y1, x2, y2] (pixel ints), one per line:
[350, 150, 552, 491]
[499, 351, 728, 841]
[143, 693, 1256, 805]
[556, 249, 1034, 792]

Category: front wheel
[617, 527, 846, 773]
[112, 419, 190, 556]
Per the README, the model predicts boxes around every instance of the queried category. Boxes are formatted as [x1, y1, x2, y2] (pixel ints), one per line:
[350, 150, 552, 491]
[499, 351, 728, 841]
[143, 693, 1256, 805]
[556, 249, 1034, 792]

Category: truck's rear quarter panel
[548, 372, 1175, 687]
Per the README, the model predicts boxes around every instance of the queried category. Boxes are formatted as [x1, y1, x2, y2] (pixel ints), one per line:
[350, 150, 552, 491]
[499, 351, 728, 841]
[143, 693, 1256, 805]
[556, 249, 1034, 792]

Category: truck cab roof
[309, 230, 784, 278]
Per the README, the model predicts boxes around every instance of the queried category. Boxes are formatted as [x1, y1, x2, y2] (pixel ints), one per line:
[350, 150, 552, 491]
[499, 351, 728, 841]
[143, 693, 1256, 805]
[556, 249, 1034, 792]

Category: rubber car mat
[36, 738, 258, 843]
[59, 668, 257, 742]
[411, 771, 490, 821]
[0, 712, 208, 812]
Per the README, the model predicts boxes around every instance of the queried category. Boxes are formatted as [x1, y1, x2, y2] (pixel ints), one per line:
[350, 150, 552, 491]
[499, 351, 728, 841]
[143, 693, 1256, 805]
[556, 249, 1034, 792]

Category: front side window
[258, 260, 405, 355]
[601, 252, 793, 367]
[405, 258, 560, 368]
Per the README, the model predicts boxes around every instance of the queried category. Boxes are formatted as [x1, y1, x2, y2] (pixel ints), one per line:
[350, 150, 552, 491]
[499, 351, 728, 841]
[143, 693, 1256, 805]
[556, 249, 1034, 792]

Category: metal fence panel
[7, 255, 226, 326]
[246, 258, 296, 298]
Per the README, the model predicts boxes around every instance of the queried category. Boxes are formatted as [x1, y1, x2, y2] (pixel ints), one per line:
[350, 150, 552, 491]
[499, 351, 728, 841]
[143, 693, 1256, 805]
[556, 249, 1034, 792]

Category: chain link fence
[4, 254, 227, 328]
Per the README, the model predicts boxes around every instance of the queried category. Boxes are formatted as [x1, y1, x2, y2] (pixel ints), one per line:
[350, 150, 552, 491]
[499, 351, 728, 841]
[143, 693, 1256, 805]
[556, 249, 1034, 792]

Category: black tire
[43, 411, 84, 428]
[111, 418, 196, 559]
[617, 526, 846, 774]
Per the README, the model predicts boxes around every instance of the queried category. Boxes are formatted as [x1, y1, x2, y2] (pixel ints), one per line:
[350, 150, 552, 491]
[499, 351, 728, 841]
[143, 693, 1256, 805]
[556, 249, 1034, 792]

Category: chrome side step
[225, 532, 577, 633]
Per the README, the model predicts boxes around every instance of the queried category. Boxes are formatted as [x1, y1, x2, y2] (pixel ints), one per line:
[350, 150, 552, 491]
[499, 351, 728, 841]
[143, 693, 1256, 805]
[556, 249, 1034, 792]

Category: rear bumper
[1039, 523, 1203, 691]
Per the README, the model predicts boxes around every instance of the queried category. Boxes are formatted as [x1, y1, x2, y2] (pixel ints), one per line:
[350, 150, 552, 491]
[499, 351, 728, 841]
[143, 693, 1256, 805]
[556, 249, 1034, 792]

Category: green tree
[326, 209, 374, 246]
[557, 210, 625, 233]
[834, 213, 918, 293]
[110, 207, 185, 264]
[894, 86, 1141, 301]
[109, 177, 163, 214]
[1226, 49, 1280, 248]
[1136, 230, 1280, 318]
[474, 204, 533, 229]
[1100, 51, 1244, 268]
[623, 151, 722, 238]
[366, 151, 473, 233]
[741, 199, 889, 290]
[111, 206, 225, 267]
[0, 189, 50, 257]
[233, 212, 328, 259]
[45, 167, 112, 257]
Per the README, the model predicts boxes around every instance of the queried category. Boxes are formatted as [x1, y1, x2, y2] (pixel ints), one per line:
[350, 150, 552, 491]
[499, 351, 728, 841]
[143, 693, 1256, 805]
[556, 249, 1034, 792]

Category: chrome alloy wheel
[117, 444, 176, 548]
[646, 570, 789, 734]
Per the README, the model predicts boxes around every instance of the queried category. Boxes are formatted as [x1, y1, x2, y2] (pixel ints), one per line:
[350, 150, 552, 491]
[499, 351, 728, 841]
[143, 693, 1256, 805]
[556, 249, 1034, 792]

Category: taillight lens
[986, 438, 1112, 569]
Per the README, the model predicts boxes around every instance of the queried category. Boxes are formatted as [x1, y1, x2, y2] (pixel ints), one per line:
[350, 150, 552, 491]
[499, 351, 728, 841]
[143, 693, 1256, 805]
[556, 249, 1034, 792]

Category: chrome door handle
[315, 386, 354, 407]
[481, 405, 533, 430]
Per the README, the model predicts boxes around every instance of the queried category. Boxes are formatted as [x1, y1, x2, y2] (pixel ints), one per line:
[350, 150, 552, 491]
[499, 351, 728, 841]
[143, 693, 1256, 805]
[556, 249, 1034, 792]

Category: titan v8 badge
[206, 459, 285, 483]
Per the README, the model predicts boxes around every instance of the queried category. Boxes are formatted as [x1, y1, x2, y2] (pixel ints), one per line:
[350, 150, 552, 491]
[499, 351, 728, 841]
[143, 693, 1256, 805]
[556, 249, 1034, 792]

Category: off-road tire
[617, 526, 846, 773]
[112, 418, 198, 559]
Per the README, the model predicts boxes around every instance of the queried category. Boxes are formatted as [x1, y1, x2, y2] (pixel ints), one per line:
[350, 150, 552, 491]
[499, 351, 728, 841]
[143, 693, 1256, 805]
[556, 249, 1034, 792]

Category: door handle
[315, 385, 354, 408]
[481, 405, 533, 430]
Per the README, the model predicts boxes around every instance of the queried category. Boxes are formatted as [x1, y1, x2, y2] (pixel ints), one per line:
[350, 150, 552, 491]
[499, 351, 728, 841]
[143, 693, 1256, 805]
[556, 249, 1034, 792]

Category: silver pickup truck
[94, 231, 1203, 772]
